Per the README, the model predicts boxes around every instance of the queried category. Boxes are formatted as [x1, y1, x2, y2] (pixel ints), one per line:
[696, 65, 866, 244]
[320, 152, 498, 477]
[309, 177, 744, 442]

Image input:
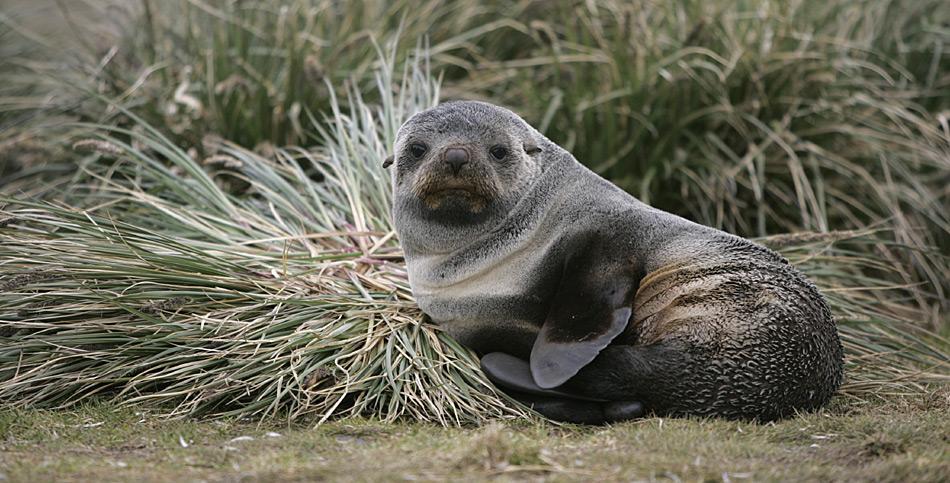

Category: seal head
[389, 101, 545, 255]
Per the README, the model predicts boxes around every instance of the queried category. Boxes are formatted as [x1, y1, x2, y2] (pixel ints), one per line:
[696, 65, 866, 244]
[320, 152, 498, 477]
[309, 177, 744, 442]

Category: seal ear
[382, 155, 394, 169]
[524, 142, 542, 155]
[530, 243, 635, 389]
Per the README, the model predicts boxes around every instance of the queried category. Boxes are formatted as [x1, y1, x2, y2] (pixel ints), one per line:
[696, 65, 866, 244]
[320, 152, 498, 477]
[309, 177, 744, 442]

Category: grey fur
[389, 101, 843, 421]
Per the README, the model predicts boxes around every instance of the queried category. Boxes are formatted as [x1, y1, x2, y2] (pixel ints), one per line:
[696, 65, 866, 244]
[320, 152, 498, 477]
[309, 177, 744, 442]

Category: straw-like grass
[759, 232, 948, 397]
[0, 0, 513, 149]
[0, 51, 530, 425]
[1, 49, 946, 424]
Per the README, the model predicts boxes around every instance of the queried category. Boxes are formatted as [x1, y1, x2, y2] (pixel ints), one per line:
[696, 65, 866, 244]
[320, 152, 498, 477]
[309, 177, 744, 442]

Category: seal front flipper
[530, 246, 637, 389]
[532, 307, 631, 389]
[481, 352, 607, 402]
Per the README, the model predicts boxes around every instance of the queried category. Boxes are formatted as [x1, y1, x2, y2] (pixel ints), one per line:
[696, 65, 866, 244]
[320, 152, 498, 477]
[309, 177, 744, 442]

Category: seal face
[390, 101, 542, 240]
[388, 101, 844, 422]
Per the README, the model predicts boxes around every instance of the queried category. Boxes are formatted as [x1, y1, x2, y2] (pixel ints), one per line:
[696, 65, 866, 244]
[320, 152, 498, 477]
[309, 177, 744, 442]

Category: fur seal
[387, 101, 843, 423]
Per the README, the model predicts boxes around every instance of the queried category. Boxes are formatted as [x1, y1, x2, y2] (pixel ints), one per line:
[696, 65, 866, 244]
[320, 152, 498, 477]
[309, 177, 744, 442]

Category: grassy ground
[1, 391, 947, 482]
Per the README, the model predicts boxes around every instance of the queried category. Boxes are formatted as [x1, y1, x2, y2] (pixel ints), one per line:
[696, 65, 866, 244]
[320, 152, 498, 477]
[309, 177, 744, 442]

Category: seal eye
[409, 143, 428, 159]
[489, 146, 508, 160]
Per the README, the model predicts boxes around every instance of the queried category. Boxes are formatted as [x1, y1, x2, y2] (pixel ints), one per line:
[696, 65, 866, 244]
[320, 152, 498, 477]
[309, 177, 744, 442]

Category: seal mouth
[421, 187, 489, 212]
[427, 187, 480, 197]
[411, 168, 500, 215]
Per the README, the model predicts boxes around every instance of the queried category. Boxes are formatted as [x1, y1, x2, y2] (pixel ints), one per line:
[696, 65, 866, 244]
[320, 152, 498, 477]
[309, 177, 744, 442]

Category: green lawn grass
[1, 391, 947, 482]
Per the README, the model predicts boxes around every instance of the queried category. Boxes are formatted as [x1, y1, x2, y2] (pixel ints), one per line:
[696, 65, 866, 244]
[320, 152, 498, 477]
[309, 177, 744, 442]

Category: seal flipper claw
[481, 352, 606, 402]
[604, 401, 644, 422]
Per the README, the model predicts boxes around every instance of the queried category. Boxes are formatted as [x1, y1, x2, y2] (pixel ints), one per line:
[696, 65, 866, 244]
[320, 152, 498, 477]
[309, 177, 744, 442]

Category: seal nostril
[444, 148, 469, 174]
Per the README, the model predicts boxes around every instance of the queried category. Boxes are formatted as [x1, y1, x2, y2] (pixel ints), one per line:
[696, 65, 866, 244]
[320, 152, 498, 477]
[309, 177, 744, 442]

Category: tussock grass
[2, 1, 946, 328]
[0, 0, 509, 149]
[0, 53, 528, 424]
[759, 231, 948, 396]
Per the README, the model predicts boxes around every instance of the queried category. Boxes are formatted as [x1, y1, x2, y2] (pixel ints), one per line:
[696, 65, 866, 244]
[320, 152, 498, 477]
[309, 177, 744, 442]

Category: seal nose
[444, 148, 469, 174]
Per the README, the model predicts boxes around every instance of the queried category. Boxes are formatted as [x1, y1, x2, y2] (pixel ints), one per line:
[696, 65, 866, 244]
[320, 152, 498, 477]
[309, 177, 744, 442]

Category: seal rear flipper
[481, 352, 607, 402]
[517, 395, 609, 424]
[509, 393, 644, 425]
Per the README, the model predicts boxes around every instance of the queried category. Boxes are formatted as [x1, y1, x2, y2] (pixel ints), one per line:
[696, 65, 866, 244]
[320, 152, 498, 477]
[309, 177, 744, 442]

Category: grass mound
[0, 52, 528, 425]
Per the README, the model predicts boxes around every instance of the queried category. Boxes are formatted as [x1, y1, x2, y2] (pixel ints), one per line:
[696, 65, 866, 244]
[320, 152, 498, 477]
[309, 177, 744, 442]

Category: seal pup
[386, 101, 843, 423]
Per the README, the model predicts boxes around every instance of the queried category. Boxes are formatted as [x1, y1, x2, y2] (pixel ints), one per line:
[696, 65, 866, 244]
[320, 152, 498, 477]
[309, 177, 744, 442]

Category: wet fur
[389, 101, 843, 421]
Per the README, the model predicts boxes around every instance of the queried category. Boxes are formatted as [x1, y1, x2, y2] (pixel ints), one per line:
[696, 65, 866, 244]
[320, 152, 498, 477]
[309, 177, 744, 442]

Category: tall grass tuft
[0, 0, 511, 151]
[760, 231, 948, 397]
[0, 51, 529, 424]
